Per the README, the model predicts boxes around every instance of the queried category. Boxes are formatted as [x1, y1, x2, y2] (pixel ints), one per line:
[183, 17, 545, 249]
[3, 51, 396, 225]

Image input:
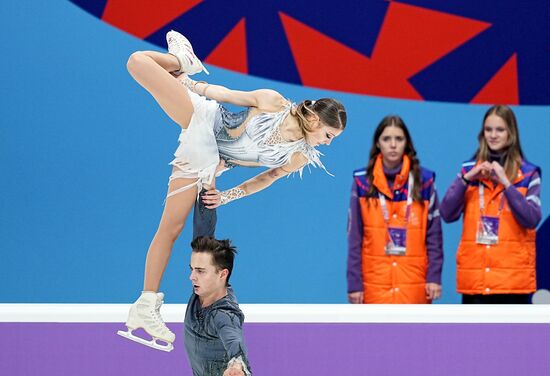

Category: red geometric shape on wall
[280, 11, 422, 99]
[471, 53, 519, 105]
[373, 2, 491, 78]
[102, 0, 202, 38]
[205, 19, 248, 74]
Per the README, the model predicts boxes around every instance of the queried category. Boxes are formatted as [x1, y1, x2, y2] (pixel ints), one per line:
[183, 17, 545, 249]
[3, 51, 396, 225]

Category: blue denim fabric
[193, 188, 217, 239]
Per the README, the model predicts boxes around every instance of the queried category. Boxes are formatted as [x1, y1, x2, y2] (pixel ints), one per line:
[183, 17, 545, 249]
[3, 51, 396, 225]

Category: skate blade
[117, 329, 174, 352]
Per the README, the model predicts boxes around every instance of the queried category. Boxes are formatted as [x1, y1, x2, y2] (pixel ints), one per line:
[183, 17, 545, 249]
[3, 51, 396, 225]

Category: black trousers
[192, 189, 217, 239]
[462, 294, 531, 304]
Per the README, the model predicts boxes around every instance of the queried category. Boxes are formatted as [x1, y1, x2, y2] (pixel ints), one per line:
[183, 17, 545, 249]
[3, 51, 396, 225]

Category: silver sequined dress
[167, 90, 326, 199]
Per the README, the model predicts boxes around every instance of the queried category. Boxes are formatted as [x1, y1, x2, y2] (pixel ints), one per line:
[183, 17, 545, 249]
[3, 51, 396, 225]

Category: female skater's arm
[179, 75, 286, 110]
[202, 153, 308, 208]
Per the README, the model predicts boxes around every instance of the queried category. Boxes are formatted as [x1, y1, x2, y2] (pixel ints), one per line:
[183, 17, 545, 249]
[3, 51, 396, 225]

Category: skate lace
[152, 300, 172, 334]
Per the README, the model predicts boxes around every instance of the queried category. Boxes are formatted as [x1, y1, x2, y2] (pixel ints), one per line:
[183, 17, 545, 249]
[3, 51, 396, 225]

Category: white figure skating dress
[167, 90, 327, 199]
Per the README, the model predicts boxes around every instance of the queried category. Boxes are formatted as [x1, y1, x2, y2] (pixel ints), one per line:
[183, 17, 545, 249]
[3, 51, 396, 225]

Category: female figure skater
[440, 105, 541, 304]
[117, 31, 347, 351]
[347, 115, 443, 304]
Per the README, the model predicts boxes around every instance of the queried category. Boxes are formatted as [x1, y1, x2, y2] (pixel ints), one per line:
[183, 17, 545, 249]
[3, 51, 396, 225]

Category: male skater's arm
[212, 310, 251, 376]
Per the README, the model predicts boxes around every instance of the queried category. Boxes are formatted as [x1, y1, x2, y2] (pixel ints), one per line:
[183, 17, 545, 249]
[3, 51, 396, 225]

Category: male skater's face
[189, 252, 227, 298]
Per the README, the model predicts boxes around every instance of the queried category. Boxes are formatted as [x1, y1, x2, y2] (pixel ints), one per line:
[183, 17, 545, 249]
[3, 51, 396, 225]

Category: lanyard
[478, 183, 505, 216]
[378, 173, 414, 225]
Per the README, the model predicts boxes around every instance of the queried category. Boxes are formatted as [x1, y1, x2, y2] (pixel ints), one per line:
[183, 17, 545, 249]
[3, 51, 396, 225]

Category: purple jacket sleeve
[504, 171, 542, 229]
[347, 180, 364, 293]
[426, 186, 443, 284]
[439, 176, 467, 223]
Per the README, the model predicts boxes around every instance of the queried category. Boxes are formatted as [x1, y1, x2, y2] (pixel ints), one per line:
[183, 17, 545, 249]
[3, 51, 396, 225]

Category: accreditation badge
[385, 227, 407, 256]
[476, 215, 500, 245]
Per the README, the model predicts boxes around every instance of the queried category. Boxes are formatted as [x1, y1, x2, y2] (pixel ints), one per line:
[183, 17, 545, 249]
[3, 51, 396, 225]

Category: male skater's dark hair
[191, 237, 237, 285]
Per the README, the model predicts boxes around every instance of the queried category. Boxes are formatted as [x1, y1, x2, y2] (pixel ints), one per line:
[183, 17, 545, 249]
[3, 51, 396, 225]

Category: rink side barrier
[1, 304, 550, 323]
[2, 304, 550, 376]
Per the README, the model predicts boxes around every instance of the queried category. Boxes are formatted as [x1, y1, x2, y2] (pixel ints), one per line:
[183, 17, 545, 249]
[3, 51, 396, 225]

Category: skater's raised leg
[126, 51, 195, 129]
[125, 31, 208, 130]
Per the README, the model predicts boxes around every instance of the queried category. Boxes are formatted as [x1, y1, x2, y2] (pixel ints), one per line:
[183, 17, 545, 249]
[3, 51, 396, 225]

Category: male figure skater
[185, 236, 251, 376]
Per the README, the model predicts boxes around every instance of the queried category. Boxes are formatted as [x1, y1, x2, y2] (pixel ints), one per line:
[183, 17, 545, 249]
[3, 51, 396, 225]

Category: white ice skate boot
[166, 30, 209, 76]
[117, 291, 175, 352]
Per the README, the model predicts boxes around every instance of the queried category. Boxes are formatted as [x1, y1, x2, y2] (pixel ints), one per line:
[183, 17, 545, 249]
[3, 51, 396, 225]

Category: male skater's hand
[223, 364, 245, 376]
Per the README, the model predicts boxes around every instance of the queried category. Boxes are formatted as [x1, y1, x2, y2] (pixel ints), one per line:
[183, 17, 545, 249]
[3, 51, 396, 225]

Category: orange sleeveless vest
[456, 160, 538, 294]
[355, 155, 433, 303]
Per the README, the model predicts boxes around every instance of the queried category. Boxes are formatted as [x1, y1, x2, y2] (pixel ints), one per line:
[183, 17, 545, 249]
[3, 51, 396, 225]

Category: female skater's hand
[202, 189, 221, 209]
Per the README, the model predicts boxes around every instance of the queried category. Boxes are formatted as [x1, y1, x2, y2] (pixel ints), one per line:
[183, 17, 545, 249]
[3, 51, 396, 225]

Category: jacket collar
[373, 154, 410, 199]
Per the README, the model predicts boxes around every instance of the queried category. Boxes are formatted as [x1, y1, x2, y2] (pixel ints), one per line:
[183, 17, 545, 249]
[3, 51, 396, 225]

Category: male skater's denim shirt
[184, 287, 251, 376]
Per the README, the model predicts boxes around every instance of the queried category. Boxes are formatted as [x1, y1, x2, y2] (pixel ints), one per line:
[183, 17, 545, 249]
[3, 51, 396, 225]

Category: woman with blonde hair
[117, 30, 347, 351]
[440, 105, 542, 304]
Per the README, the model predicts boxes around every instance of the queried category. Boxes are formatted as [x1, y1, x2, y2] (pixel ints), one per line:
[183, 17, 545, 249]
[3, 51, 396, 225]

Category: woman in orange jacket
[347, 115, 443, 304]
[440, 105, 542, 304]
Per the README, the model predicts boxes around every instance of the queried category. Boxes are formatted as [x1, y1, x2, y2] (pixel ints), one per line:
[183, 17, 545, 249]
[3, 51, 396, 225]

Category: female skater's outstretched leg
[118, 174, 197, 351]
[143, 175, 198, 291]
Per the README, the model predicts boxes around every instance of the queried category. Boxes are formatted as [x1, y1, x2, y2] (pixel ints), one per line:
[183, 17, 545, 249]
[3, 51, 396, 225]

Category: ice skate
[166, 30, 209, 76]
[117, 291, 175, 352]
